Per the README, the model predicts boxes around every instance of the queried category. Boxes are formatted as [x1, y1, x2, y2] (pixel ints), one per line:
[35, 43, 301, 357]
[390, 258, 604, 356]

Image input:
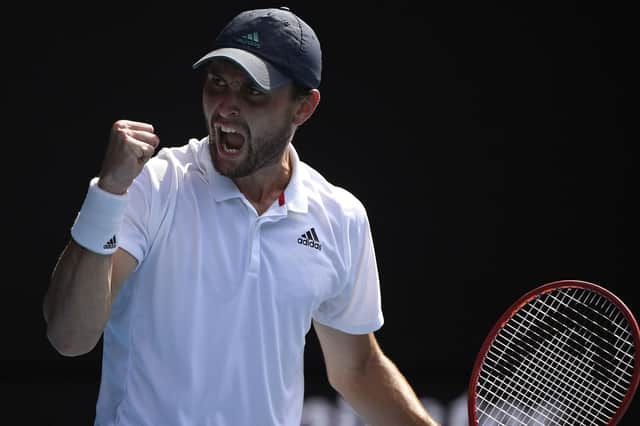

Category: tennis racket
[468, 279, 640, 425]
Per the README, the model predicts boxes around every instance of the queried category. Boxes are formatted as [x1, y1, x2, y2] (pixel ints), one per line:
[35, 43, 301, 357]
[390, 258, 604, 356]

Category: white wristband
[70, 177, 129, 255]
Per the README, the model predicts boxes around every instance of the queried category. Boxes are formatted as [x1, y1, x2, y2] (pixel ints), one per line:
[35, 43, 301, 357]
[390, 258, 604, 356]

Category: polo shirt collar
[196, 137, 240, 203]
[197, 137, 309, 213]
[282, 144, 309, 213]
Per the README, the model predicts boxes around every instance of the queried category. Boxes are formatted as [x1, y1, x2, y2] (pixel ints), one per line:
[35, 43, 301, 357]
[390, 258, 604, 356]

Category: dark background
[4, 1, 635, 424]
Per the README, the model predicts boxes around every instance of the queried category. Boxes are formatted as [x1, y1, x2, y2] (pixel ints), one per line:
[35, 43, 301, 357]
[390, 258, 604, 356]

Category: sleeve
[312, 206, 384, 334]
[117, 166, 157, 269]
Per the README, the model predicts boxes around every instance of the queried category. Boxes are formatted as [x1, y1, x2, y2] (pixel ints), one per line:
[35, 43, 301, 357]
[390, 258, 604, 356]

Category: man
[43, 7, 440, 426]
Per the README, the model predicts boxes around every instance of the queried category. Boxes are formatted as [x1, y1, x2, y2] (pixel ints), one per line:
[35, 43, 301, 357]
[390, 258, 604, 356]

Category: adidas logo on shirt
[103, 235, 117, 250]
[297, 227, 322, 251]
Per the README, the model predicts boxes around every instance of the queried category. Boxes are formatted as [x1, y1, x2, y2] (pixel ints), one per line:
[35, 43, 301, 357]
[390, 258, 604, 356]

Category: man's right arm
[43, 242, 137, 356]
[43, 120, 159, 357]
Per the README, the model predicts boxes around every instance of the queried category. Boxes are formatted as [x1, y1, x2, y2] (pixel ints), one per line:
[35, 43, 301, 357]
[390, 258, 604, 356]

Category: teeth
[221, 142, 239, 153]
[220, 125, 237, 134]
[214, 124, 241, 153]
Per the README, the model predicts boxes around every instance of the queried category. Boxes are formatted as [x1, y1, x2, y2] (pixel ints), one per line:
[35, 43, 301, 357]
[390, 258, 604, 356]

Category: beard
[210, 119, 296, 179]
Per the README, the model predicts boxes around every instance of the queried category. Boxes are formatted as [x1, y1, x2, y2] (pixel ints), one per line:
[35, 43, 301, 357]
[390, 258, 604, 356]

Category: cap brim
[192, 47, 291, 91]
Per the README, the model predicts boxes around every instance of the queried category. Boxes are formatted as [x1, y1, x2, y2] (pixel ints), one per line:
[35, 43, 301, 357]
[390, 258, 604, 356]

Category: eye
[246, 85, 266, 97]
[206, 71, 227, 88]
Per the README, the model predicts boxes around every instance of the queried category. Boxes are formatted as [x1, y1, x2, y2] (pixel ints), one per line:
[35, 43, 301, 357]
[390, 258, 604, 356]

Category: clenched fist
[97, 120, 160, 195]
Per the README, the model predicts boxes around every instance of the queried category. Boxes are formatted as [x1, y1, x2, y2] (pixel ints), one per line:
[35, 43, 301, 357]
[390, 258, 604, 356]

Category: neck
[233, 146, 292, 215]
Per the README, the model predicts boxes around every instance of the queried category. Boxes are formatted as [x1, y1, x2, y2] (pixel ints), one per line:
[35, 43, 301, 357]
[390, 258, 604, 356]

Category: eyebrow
[207, 66, 268, 94]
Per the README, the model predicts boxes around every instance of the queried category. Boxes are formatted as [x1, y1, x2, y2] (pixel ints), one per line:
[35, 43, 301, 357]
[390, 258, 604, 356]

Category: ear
[292, 89, 321, 126]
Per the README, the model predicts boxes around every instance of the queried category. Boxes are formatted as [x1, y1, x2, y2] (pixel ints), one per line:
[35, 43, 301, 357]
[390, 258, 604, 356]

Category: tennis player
[43, 7, 439, 426]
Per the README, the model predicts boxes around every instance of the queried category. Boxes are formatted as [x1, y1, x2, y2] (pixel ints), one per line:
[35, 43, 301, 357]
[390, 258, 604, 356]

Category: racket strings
[475, 287, 636, 425]
[538, 290, 633, 410]
[477, 288, 632, 424]
[483, 329, 606, 424]
[481, 289, 631, 425]
[481, 321, 607, 424]
[505, 293, 631, 406]
[482, 318, 618, 424]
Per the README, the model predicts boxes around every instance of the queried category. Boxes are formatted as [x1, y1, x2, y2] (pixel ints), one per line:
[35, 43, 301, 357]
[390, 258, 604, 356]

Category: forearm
[332, 352, 440, 426]
[43, 240, 114, 356]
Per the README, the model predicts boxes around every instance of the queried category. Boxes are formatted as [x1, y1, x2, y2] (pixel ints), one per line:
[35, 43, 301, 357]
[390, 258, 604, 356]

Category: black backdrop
[4, 1, 635, 424]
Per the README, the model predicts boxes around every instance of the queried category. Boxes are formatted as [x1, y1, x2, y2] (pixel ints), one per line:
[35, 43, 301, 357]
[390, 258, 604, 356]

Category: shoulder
[139, 138, 209, 188]
[146, 138, 206, 175]
[299, 161, 368, 224]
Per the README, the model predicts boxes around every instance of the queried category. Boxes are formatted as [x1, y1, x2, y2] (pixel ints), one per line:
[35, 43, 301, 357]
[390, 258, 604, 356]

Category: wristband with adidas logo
[70, 177, 129, 255]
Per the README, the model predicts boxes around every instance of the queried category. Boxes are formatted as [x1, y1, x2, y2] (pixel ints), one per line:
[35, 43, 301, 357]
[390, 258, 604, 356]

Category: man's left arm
[313, 320, 441, 426]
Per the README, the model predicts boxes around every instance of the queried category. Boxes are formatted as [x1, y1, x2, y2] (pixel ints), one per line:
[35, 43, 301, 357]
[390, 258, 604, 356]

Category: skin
[202, 59, 317, 214]
[42, 58, 439, 425]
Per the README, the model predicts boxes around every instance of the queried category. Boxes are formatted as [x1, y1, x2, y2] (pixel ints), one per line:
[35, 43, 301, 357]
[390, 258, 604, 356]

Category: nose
[217, 91, 240, 118]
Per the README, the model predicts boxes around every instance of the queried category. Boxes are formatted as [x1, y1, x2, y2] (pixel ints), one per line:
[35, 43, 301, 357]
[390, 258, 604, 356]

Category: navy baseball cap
[192, 7, 322, 91]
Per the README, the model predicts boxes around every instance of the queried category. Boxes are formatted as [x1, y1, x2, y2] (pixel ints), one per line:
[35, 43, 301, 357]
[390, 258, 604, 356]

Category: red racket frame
[468, 279, 640, 425]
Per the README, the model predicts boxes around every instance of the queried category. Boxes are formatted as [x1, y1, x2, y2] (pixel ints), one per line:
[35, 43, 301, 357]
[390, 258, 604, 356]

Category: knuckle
[113, 119, 128, 130]
[121, 134, 133, 145]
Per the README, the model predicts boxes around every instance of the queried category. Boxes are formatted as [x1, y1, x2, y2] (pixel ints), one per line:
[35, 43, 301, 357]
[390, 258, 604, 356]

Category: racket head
[468, 279, 640, 425]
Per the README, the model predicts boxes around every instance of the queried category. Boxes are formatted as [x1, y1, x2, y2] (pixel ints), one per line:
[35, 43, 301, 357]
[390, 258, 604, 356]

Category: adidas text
[297, 237, 322, 251]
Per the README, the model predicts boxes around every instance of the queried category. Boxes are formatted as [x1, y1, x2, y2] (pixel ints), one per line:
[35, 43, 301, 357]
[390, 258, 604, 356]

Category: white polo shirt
[94, 138, 384, 426]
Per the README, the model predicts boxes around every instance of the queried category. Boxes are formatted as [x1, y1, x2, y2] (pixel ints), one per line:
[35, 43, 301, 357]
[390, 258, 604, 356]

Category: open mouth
[214, 123, 245, 156]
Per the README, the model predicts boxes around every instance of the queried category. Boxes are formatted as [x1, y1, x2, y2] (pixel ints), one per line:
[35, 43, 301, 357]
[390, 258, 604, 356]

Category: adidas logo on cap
[237, 31, 260, 48]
